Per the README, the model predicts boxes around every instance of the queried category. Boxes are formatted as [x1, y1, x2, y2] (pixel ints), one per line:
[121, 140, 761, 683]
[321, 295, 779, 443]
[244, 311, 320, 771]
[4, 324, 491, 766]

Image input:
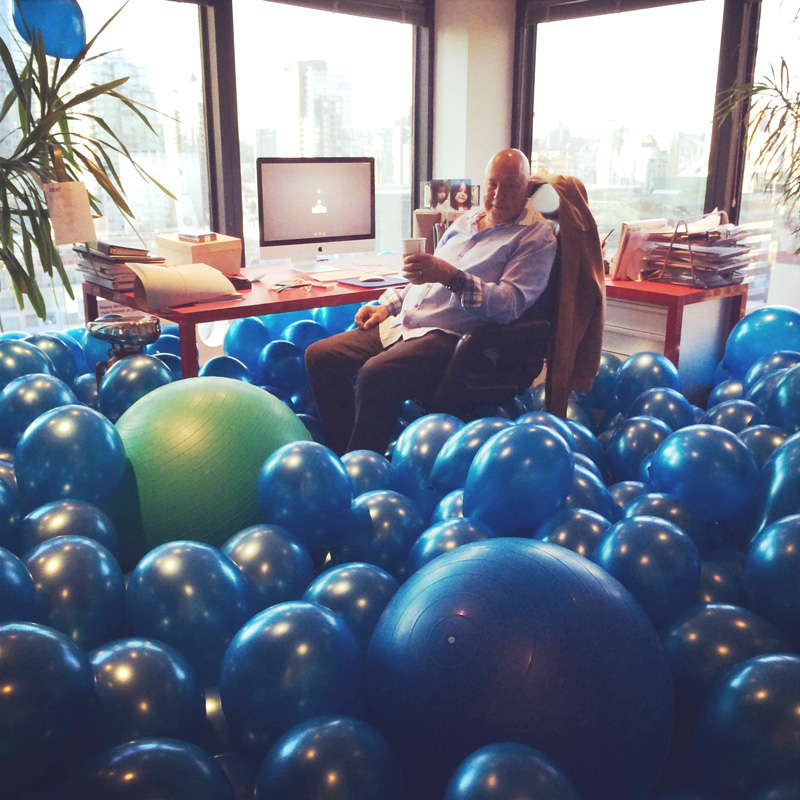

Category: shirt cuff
[452, 271, 483, 307]
[379, 287, 404, 316]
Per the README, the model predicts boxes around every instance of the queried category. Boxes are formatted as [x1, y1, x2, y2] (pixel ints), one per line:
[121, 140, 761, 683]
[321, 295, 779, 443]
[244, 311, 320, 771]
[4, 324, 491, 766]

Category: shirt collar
[467, 200, 537, 231]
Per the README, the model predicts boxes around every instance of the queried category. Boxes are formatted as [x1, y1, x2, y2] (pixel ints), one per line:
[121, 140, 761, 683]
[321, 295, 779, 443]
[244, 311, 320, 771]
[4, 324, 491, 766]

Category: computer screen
[257, 156, 376, 263]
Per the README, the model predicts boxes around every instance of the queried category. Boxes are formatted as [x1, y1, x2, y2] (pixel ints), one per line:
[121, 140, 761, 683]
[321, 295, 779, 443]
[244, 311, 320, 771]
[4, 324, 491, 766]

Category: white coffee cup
[400, 237, 427, 255]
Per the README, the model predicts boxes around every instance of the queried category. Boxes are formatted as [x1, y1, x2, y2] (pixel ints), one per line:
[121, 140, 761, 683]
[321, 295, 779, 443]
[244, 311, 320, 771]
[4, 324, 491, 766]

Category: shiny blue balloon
[219, 602, 362, 755]
[516, 411, 577, 449]
[214, 751, 259, 800]
[0, 546, 36, 622]
[328, 490, 425, 581]
[81, 328, 113, 375]
[0, 339, 54, 390]
[534, 508, 611, 559]
[281, 319, 329, 352]
[707, 378, 744, 407]
[463, 425, 574, 533]
[224, 317, 272, 374]
[257, 441, 353, 554]
[0, 373, 77, 448]
[72, 373, 99, 408]
[704, 399, 763, 433]
[88, 638, 206, 747]
[0, 330, 28, 339]
[15, 405, 126, 512]
[767, 363, 800, 433]
[98, 354, 173, 423]
[566, 398, 596, 433]
[25, 333, 77, 386]
[222, 524, 315, 613]
[431, 489, 464, 523]
[257, 340, 307, 392]
[748, 783, 800, 800]
[577, 351, 624, 412]
[302, 563, 400, 651]
[406, 518, 494, 574]
[593, 516, 701, 625]
[0, 479, 22, 552]
[753, 432, 800, 533]
[51, 330, 85, 376]
[605, 416, 673, 483]
[573, 451, 603, 480]
[430, 417, 513, 495]
[627, 387, 694, 431]
[199, 355, 251, 382]
[650, 425, 759, 523]
[444, 742, 580, 800]
[562, 465, 617, 521]
[746, 368, 788, 423]
[565, 419, 606, 471]
[615, 352, 681, 414]
[20, 498, 118, 558]
[743, 350, 800, 393]
[739, 424, 789, 469]
[64, 737, 235, 800]
[144, 333, 182, 358]
[312, 303, 360, 334]
[744, 515, 800, 646]
[154, 352, 183, 381]
[724, 306, 800, 378]
[12, 0, 86, 59]
[254, 716, 401, 800]
[393, 414, 463, 519]
[126, 541, 254, 685]
[694, 559, 743, 605]
[24, 535, 124, 650]
[288, 385, 318, 416]
[296, 412, 327, 444]
[341, 450, 397, 496]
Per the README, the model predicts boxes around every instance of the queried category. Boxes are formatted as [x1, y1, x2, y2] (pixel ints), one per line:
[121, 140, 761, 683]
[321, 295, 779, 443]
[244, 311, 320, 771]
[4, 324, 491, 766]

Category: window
[232, 1, 413, 264]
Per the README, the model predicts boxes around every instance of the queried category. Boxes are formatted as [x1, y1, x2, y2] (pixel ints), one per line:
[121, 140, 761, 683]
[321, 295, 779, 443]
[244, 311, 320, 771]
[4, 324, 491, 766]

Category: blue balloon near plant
[406, 517, 494, 574]
[724, 306, 800, 378]
[72, 372, 99, 408]
[25, 332, 77, 386]
[341, 449, 397, 496]
[254, 716, 401, 800]
[98, 354, 173, 423]
[738, 424, 788, 468]
[0, 373, 77, 448]
[222, 524, 315, 613]
[224, 317, 272, 373]
[444, 741, 580, 800]
[534, 507, 611, 558]
[431, 489, 464, 522]
[0, 339, 54, 390]
[15, 405, 126, 512]
[199, 355, 251, 382]
[615, 352, 681, 414]
[126, 541, 254, 685]
[627, 387, 694, 431]
[219, 602, 362, 756]
[707, 378, 744, 407]
[753, 432, 800, 533]
[282, 319, 329, 351]
[0, 546, 36, 622]
[20, 498, 118, 558]
[302, 563, 400, 651]
[13, 0, 86, 59]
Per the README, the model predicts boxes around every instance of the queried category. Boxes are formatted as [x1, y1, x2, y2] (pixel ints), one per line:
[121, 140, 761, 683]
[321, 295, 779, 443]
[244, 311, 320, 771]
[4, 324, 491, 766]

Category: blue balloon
[593, 516, 701, 625]
[64, 737, 235, 800]
[254, 716, 401, 800]
[573, 451, 603, 480]
[328, 490, 425, 581]
[649, 425, 759, 523]
[296, 412, 327, 444]
[81, 328, 112, 375]
[615, 352, 681, 414]
[288, 385, 318, 417]
[25, 333, 77, 386]
[743, 350, 800, 393]
[0, 373, 77, 448]
[98, 354, 173, 423]
[724, 306, 800, 378]
[562, 465, 617, 521]
[15, 405, 126, 512]
[444, 742, 580, 800]
[516, 411, 577, 449]
[704, 399, 763, 433]
[605, 416, 673, 483]
[0, 339, 54, 390]
[431, 489, 464, 523]
[199, 355, 251, 382]
[281, 319, 329, 351]
[738, 424, 789, 469]
[214, 752, 259, 800]
[154, 352, 183, 381]
[341, 450, 397, 496]
[88, 638, 206, 748]
[312, 303, 360, 334]
[406, 517, 494, 574]
[768, 363, 800, 433]
[565, 419, 606, 471]
[753, 432, 800, 533]
[463, 425, 574, 533]
[72, 373, 99, 408]
[12, 0, 86, 59]
[627, 387, 694, 431]
[534, 507, 611, 558]
[224, 317, 272, 374]
[577, 351, 623, 412]
[430, 418, 513, 495]
[707, 378, 744, 407]
[694, 559, 743, 605]
[219, 602, 362, 756]
[302, 563, 400, 651]
[257, 340, 307, 392]
[257, 441, 353, 554]
[745, 368, 788, 422]
[126, 541, 254, 685]
[20, 499, 118, 558]
[222, 524, 315, 613]
[0, 480, 21, 552]
[0, 330, 28, 339]
[50, 331, 85, 376]
[144, 333, 182, 357]
[0, 546, 36, 622]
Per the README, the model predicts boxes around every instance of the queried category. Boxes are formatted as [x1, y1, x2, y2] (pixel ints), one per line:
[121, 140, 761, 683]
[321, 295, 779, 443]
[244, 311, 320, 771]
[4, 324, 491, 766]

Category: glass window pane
[530, 2, 724, 256]
[233, 1, 413, 265]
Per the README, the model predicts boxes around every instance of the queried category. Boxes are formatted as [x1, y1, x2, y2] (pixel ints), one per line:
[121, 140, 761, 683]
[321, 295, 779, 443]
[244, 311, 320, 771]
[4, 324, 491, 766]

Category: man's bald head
[482, 148, 533, 227]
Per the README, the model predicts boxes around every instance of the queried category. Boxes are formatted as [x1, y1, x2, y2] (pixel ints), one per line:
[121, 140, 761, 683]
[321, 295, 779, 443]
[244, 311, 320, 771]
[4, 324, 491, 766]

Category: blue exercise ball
[707, 378, 744, 407]
[12, 0, 86, 58]
[753, 432, 800, 534]
[767, 363, 800, 433]
[724, 306, 800, 378]
[649, 425, 759, 523]
[739, 424, 789, 469]
[443, 742, 580, 800]
[15, 405, 126, 512]
[281, 319, 329, 352]
[0, 546, 36, 622]
[561, 464, 617, 521]
[0, 479, 21, 552]
[88, 637, 206, 749]
[221, 524, 315, 613]
[328, 490, 425, 581]
[219, 601, 362, 757]
[577, 351, 623, 411]
[199, 355, 252, 382]
[154, 352, 183, 381]
[254, 716, 401, 800]
[0, 339, 54, 390]
[615, 352, 681, 414]
[51, 330, 85, 376]
[743, 514, 800, 647]
[257, 340, 307, 392]
[430, 418, 513, 495]
[704, 399, 763, 433]
[694, 559, 743, 606]
[24, 333, 77, 386]
[365, 538, 673, 800]
[341, 450, 397, 496]
[144, 333, 182, 358]
[302, 563, 399, 652]
[126, 541, 254, 685]
[98, 354, 173, 423]
[224, 317, 272, 374]
[534, 507, 611, 558]
[24, 535, 125, 650]
[257, 441, 352, 554]
[72, 372, 99, 408]
[462, 425, 574, 534]
[406, 517, 495, 574]
[431, 489, 464, 523]
[627, 387, 695, 431]
[0, 373, 77, 448]
[63, 737, 235, 800]
[593, 516, 701, 625]
[605, 416, 673, 483]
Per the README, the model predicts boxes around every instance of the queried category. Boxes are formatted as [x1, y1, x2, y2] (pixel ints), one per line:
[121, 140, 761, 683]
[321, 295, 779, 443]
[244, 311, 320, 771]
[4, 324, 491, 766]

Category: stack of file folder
[74, 242, 165, 291]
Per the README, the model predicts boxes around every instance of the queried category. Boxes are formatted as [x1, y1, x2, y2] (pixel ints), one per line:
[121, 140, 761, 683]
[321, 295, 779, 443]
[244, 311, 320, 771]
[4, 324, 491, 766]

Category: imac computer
[257, 156, 376, 265]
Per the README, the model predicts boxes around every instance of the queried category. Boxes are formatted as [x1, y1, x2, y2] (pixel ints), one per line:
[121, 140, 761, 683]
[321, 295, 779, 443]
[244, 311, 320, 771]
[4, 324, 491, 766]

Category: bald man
[305, 148, 558, 456]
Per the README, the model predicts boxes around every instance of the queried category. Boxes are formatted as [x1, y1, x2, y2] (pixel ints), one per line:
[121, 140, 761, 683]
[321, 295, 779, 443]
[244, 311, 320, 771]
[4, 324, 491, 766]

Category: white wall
[433, 0, 516, 185]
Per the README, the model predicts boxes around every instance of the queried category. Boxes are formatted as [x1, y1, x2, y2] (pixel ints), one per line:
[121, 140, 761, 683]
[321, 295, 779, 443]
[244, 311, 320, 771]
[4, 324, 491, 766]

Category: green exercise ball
[110, 377, 311, 570]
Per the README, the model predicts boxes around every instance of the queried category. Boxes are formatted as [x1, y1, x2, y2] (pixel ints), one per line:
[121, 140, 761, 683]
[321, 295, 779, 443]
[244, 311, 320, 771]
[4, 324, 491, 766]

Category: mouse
[359, 276, 385, 282]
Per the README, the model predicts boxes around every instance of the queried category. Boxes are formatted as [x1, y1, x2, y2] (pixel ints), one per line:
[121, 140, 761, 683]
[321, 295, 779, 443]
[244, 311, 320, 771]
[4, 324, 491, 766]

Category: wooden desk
[604, 278, 748, 402]
[82, 266, 386, 378]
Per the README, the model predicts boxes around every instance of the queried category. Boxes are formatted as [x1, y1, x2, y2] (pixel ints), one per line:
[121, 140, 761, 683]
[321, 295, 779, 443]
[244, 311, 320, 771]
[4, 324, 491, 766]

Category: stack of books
[74, 241, 166, 291]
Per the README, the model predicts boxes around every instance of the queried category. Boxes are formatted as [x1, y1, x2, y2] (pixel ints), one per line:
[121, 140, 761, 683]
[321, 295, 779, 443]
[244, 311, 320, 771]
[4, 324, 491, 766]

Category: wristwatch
[447, 270, 468, 294]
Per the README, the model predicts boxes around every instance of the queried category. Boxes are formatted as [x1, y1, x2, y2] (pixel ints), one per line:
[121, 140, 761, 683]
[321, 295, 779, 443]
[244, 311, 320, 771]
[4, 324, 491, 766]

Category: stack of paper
[74, 242, 165, 291]
[126, 262, 241, 311]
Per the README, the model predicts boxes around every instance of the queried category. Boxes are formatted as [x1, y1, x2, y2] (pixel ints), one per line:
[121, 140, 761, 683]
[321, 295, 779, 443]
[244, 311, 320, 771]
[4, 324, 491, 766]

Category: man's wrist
[446, 269, 468, 294]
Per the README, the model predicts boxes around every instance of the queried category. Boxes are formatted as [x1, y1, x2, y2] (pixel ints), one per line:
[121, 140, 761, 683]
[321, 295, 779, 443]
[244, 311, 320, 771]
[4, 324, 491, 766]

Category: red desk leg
[178, 322, 200, 378]
[84, 286, 100, 323]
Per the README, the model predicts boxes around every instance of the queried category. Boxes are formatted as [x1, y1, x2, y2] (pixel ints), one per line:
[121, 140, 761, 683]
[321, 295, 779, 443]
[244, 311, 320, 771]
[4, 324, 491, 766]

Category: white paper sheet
[127, 262, 240, 311]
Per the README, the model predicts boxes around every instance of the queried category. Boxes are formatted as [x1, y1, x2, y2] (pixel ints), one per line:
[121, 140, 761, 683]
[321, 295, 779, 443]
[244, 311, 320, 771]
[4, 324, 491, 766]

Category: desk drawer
[605, 298, 668, 336]
[603, 324, 665, 359]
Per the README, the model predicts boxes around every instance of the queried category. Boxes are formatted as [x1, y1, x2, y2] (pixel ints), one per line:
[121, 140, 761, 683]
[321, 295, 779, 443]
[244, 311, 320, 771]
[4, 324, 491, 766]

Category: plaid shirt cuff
[378, 287, 405, 316]
[453, 271, 483, 307]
